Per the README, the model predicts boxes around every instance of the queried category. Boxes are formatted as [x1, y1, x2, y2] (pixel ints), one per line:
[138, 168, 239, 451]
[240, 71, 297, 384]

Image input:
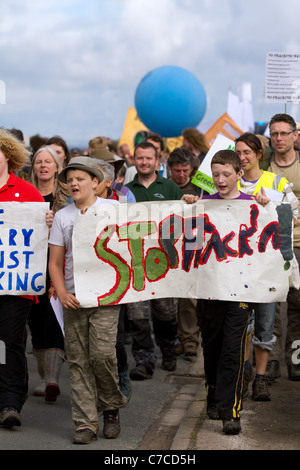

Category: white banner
[265, 52, 300, 104]
[0, 202, 49, 295]
[73, 200, 293, 307]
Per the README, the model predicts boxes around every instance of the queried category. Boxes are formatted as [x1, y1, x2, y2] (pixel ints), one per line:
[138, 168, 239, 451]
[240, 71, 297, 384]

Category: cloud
[0, 0, 300, 147]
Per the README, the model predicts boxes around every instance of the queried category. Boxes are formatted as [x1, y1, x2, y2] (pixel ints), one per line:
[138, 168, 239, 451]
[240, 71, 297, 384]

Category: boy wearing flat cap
[48, 157, 128, 445]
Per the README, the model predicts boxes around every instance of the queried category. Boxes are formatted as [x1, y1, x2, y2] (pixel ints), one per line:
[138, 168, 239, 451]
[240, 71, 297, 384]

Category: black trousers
[0, 295, 33, 412]
[27, 291, 64, 350]
[197, 299, 250, 420]
[116, 305, 129, 375]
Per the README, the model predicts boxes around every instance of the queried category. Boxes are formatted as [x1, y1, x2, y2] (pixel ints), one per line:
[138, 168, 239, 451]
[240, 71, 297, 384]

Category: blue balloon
[134, 65, 207, 138]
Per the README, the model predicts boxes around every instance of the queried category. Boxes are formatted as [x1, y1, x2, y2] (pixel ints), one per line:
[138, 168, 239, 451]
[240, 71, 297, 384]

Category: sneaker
[130, 365, 152, 380]
[265, 360, 280, 383]
[0, 407, 21, 427]
[222, 418, 241, 435]
[161, 356, 176, 371]
[73, 429, 97, 444]
[119, 371, 132, 399]
[103, 409, 120, 439]
[252, 376, 271, 401]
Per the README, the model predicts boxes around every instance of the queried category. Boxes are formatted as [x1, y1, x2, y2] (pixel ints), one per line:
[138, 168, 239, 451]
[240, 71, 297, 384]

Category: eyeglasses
[270, 131, 295, 139]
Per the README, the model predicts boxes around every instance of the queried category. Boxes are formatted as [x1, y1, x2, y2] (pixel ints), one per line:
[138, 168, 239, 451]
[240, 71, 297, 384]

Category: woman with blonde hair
[28, 146, 70, 402]
[30, 146, 70, 213]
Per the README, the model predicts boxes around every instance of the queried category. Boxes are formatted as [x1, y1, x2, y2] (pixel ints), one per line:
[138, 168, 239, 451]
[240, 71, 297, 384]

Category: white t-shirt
[49, 197, 119, 293]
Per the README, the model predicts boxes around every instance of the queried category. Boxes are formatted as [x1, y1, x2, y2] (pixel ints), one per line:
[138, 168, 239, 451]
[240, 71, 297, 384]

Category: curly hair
[0, 128, 30, 171]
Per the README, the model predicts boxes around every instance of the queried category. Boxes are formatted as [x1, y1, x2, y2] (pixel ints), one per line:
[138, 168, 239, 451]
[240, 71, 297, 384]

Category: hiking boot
[130, 365, 153, 380]
[252, 376, 271, 401]
[0, 407, 21, 427]
[73, 429, 97, 444]
[243, 367, 254, 398]
[184, 343, 198, 362]
[265, 360, 280, 383]
[103, 409, 120, 439]
[161, 356, 176, 371]
[184, 343, 198, 357]
[222, 418, 241, 435]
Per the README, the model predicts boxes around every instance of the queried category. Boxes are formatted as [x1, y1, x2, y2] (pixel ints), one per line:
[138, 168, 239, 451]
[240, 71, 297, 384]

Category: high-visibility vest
[237, 171, 289, 195]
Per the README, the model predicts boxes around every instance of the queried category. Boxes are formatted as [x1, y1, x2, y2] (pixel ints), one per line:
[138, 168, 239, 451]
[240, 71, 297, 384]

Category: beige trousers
[63, 304, 127, 434]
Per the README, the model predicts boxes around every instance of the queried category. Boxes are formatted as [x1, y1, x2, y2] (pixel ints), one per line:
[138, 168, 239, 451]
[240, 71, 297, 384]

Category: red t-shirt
[0, 172, 45, 300]
[0, 172, 44, 202]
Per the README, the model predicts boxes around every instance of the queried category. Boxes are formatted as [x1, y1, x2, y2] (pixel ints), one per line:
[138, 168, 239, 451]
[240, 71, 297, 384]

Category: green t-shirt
[126, 172, 183, 202]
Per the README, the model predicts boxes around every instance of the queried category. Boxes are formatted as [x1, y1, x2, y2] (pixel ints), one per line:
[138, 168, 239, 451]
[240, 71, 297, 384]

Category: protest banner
[191, 134, 235, 194]
[265, 52, 300, 104]
[73, 199, 292, 308]
[0, 202, 49, 295]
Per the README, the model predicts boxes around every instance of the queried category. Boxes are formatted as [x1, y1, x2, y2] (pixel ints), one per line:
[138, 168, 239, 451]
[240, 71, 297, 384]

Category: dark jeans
[0, 295, 33, 412]
[127, 298, 178, 374]
[197, 299, 250, 420]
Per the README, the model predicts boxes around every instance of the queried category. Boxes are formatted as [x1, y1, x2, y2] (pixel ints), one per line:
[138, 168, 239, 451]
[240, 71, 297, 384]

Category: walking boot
[44, 348, 65, 402]
[252, 376, 271, 401]
[103, 409, 121, 439]
[33, 349, 46, 397]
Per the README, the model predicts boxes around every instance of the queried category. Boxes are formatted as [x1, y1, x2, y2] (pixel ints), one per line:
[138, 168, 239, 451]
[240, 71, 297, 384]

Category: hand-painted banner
[0, 202, 49, 295]
[73, 200, 293, 307]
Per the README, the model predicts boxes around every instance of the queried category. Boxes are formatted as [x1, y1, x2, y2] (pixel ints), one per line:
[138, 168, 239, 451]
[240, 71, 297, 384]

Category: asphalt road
[1, 305, 299, 454]
[0, 336, 203, 452]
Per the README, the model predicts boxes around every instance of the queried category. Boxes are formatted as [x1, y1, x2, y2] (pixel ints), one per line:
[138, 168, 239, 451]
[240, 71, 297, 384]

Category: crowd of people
[0, 113, 299, 443]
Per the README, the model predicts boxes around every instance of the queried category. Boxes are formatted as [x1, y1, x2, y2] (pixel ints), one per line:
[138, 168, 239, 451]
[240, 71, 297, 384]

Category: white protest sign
[191, 134, 235, 194]
[0, 202, 49, 295]
[72, 200, 292, 307]
[265, 52, 300, 104]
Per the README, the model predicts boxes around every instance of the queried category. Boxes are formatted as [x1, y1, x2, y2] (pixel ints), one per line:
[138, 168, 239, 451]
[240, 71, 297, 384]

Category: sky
[0, 0, 299, 149]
